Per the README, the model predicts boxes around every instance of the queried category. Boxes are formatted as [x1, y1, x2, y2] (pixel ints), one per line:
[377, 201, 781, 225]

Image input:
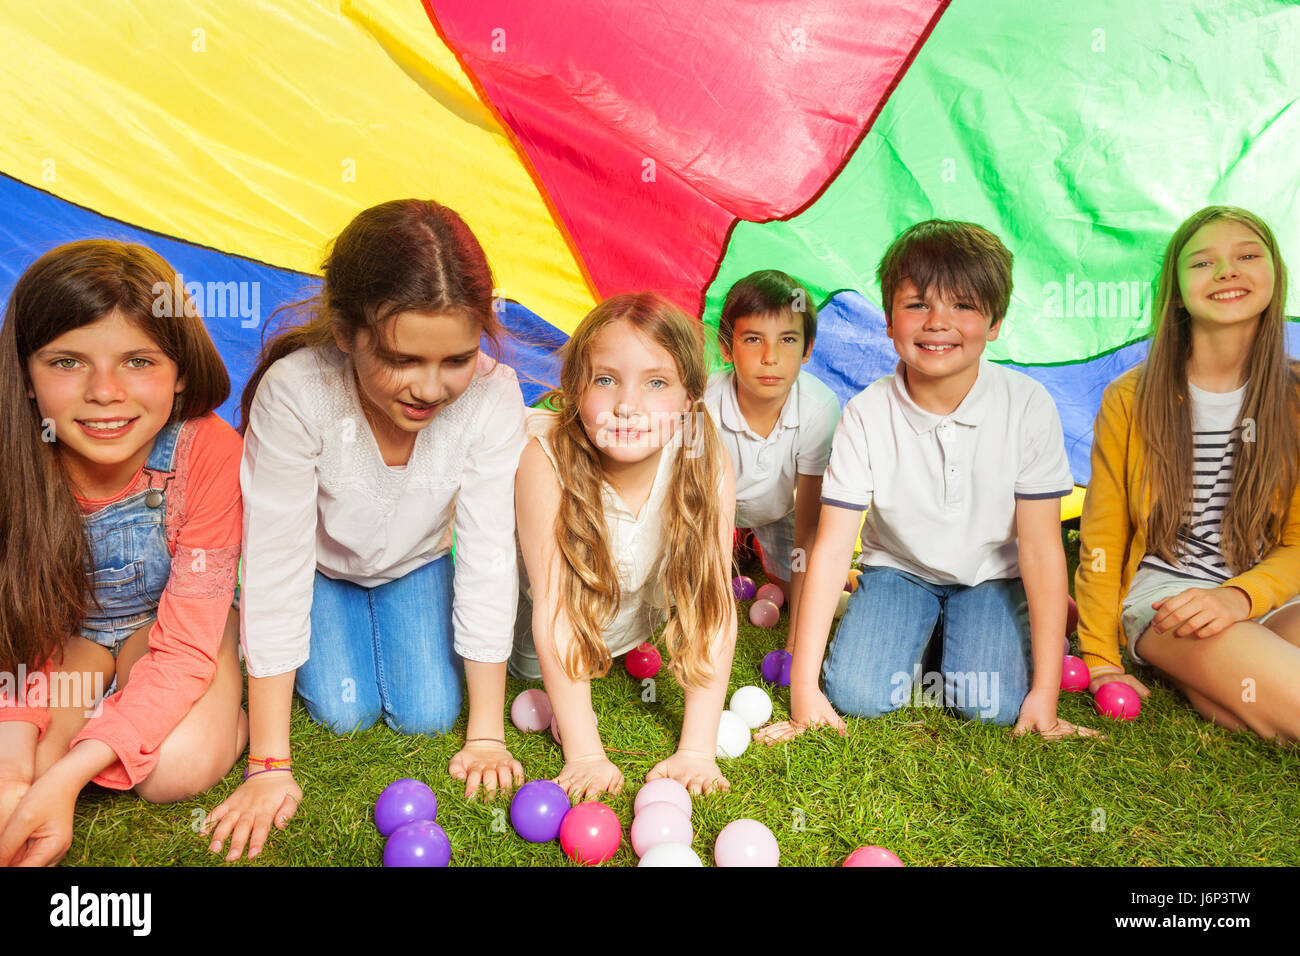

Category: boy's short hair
[876, 220, 1014, 324]
[719, 269, 818, 351]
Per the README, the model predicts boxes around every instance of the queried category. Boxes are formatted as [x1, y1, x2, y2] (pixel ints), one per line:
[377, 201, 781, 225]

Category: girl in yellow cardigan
[1076, 206, 1300, 740]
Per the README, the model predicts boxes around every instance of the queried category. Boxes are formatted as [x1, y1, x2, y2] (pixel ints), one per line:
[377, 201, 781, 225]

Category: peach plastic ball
[749, 599, 780, 628]
[714, 818, 779, 867]
[630, 802, 693, 857]
[509, 689, 553, 733]
[755, 583, 785, 608]
[633, 777, 692, 818]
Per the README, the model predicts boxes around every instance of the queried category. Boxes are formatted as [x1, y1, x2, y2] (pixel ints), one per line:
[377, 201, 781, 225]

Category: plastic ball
[755, 583, 785, 609]
[383, 820, 451, 867]
[550, 712, 598, 746]
[559, 801, 623, 865]
[1060, 655, 1090, 693]
[637, 843, 704, 867]
[760, 649, 793, 686]
[1095, 681, 1142, 721]
[714, 818, 779, 867]
[749, 599, 780, 628]
[633, 777, 692, 819]
[510, 688, 553, 733]
[374, 778, 437, 836]
[844, 845, 904, 867]
[1066, 594, 1079, 637]
[834, 590, 850, 619]
[509, 779, 571, 843]
[716, 709, 751, 759]
[625, 642, 662, 679]
[731, 575, 757, 601]
[729, 685, 773, 729]
[630, 802, 694, 857]
[846, 568, 863, 592]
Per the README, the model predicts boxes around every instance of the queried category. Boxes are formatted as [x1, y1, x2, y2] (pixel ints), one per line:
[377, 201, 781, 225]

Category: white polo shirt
[820, 359, 1073, 586]
[704, 369, 842, 529]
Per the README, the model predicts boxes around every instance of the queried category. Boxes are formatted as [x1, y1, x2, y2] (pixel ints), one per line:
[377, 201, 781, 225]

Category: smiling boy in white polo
[759, 220, 1096, 743]
[704, 270, 841, 647]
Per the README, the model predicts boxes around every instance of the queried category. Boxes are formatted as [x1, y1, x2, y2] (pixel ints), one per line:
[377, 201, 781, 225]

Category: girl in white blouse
[207, 200, 527, 861]
[512, 293, 738, 801]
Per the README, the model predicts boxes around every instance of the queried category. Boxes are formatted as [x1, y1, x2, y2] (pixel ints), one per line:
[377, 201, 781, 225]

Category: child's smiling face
[720, 312, 811, 407]
[26, 309, 184, 495]
[887, 278, 1000, 390]
[1176, 218, 1275, 329]
[578, 318, 692, 465]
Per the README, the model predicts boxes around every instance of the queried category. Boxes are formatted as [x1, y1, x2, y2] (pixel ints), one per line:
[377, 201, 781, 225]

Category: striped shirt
[1139, 381, 1247, 583]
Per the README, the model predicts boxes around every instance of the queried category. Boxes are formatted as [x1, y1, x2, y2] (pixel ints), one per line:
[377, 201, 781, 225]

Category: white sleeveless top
[508, 408, 679, 681]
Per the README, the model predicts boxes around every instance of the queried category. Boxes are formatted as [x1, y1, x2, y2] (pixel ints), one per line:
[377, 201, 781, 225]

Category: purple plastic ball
[732, 575, 757, 601]
[375, 778, 438, 836]
[510, 779, 571, 843]
[760, 649, 793, 687]
[383, 820, 451, 867]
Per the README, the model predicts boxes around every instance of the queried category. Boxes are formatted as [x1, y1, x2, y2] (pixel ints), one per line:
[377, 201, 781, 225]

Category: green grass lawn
[67, 530, 1300, 866]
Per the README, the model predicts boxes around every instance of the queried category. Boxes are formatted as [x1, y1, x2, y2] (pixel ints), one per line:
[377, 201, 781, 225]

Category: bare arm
[785, 472, 824, 651]
[515, 439, 618, 800]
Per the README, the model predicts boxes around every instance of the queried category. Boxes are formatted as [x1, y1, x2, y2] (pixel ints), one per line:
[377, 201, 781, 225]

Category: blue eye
[648, 379, 668, 389]
[594, 375, 614, 386]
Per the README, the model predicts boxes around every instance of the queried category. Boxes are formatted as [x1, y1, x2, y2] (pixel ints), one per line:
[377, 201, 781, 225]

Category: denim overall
[78, 420, 184, 655]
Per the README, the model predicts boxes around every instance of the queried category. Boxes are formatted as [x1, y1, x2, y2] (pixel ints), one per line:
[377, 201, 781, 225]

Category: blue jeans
[296, 554, 462, 735]
[823, 565, 1032, 725]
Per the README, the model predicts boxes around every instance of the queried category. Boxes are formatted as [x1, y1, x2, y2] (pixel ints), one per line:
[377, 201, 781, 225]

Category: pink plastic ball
[509, 689, 553, 733]
[1060, 655, 1090, 694]
[625, 643, 662, 679]
[630, 802, 693, 857]
[748, 599, 780, 628]
[1095, 681, 1141, 720]
[714, 818, 779, 867]
[559, 801, 622, 865]
[1066, 595, 1079, 637]
[755, 583, 785, 609]
[633, 777, 692, 819]
[844, 845, 904, 867]
[732, 575, 757, 601]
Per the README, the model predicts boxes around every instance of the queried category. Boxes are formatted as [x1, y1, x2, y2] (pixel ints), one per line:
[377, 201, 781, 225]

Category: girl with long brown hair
[0, 240, 246, 866]
[1076, 206, 1300, 740]
[205, 199, 529, 861]
[511, 293, 738, 799]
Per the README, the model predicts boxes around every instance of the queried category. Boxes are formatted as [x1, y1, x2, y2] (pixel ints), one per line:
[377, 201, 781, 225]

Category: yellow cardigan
[1075, 367, 1300, 674]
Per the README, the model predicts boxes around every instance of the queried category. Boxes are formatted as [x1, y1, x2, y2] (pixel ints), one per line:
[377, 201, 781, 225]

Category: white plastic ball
[728, 685, 773, 729]
[716, 710, 750, 759]
[637, 843, 704, 867]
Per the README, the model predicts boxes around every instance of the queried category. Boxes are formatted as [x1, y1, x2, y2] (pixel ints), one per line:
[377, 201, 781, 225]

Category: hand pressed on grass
[1012, 687, 1100, 740]
[556, 754, 624, 802]
[648, 748, 729, 796]
[0, 771, 78, 867]
[449, 740, 524, 801]
[204, 770, 302, 862]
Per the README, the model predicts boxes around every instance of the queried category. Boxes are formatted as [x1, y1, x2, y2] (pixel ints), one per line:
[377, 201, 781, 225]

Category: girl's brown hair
[239, 199, 503, 431]
[544, 293, 730, 687]
[1137, 206, 1298, 573]
[0, 240, 230, 672]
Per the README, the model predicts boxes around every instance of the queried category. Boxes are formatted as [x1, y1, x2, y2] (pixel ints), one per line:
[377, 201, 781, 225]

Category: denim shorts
[1122, 565, 1300, 666]
[79, 421, 184, 655]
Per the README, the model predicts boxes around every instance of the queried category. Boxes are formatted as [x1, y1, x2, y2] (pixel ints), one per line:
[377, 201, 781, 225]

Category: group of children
[0, 198, 1296, 867]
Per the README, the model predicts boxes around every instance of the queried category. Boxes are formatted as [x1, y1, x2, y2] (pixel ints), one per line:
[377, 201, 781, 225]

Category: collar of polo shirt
[891, 357, 993, 434]
[719, 369, 802, 437]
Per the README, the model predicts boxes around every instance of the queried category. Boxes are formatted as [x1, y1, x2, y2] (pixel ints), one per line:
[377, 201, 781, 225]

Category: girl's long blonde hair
[1137, 206, 1298, 573]
[545, 293, 729, 687]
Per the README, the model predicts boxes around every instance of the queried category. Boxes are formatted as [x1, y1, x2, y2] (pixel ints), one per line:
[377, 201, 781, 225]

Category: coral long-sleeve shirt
[0, 414, 242, 789]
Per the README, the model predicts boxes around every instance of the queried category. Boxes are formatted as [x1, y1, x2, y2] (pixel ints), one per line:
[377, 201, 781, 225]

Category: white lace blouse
[239, 346, 527, 676]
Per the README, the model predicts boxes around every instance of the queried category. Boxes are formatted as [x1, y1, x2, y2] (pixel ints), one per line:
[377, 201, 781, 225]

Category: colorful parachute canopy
[3, 1, 1297, 496]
